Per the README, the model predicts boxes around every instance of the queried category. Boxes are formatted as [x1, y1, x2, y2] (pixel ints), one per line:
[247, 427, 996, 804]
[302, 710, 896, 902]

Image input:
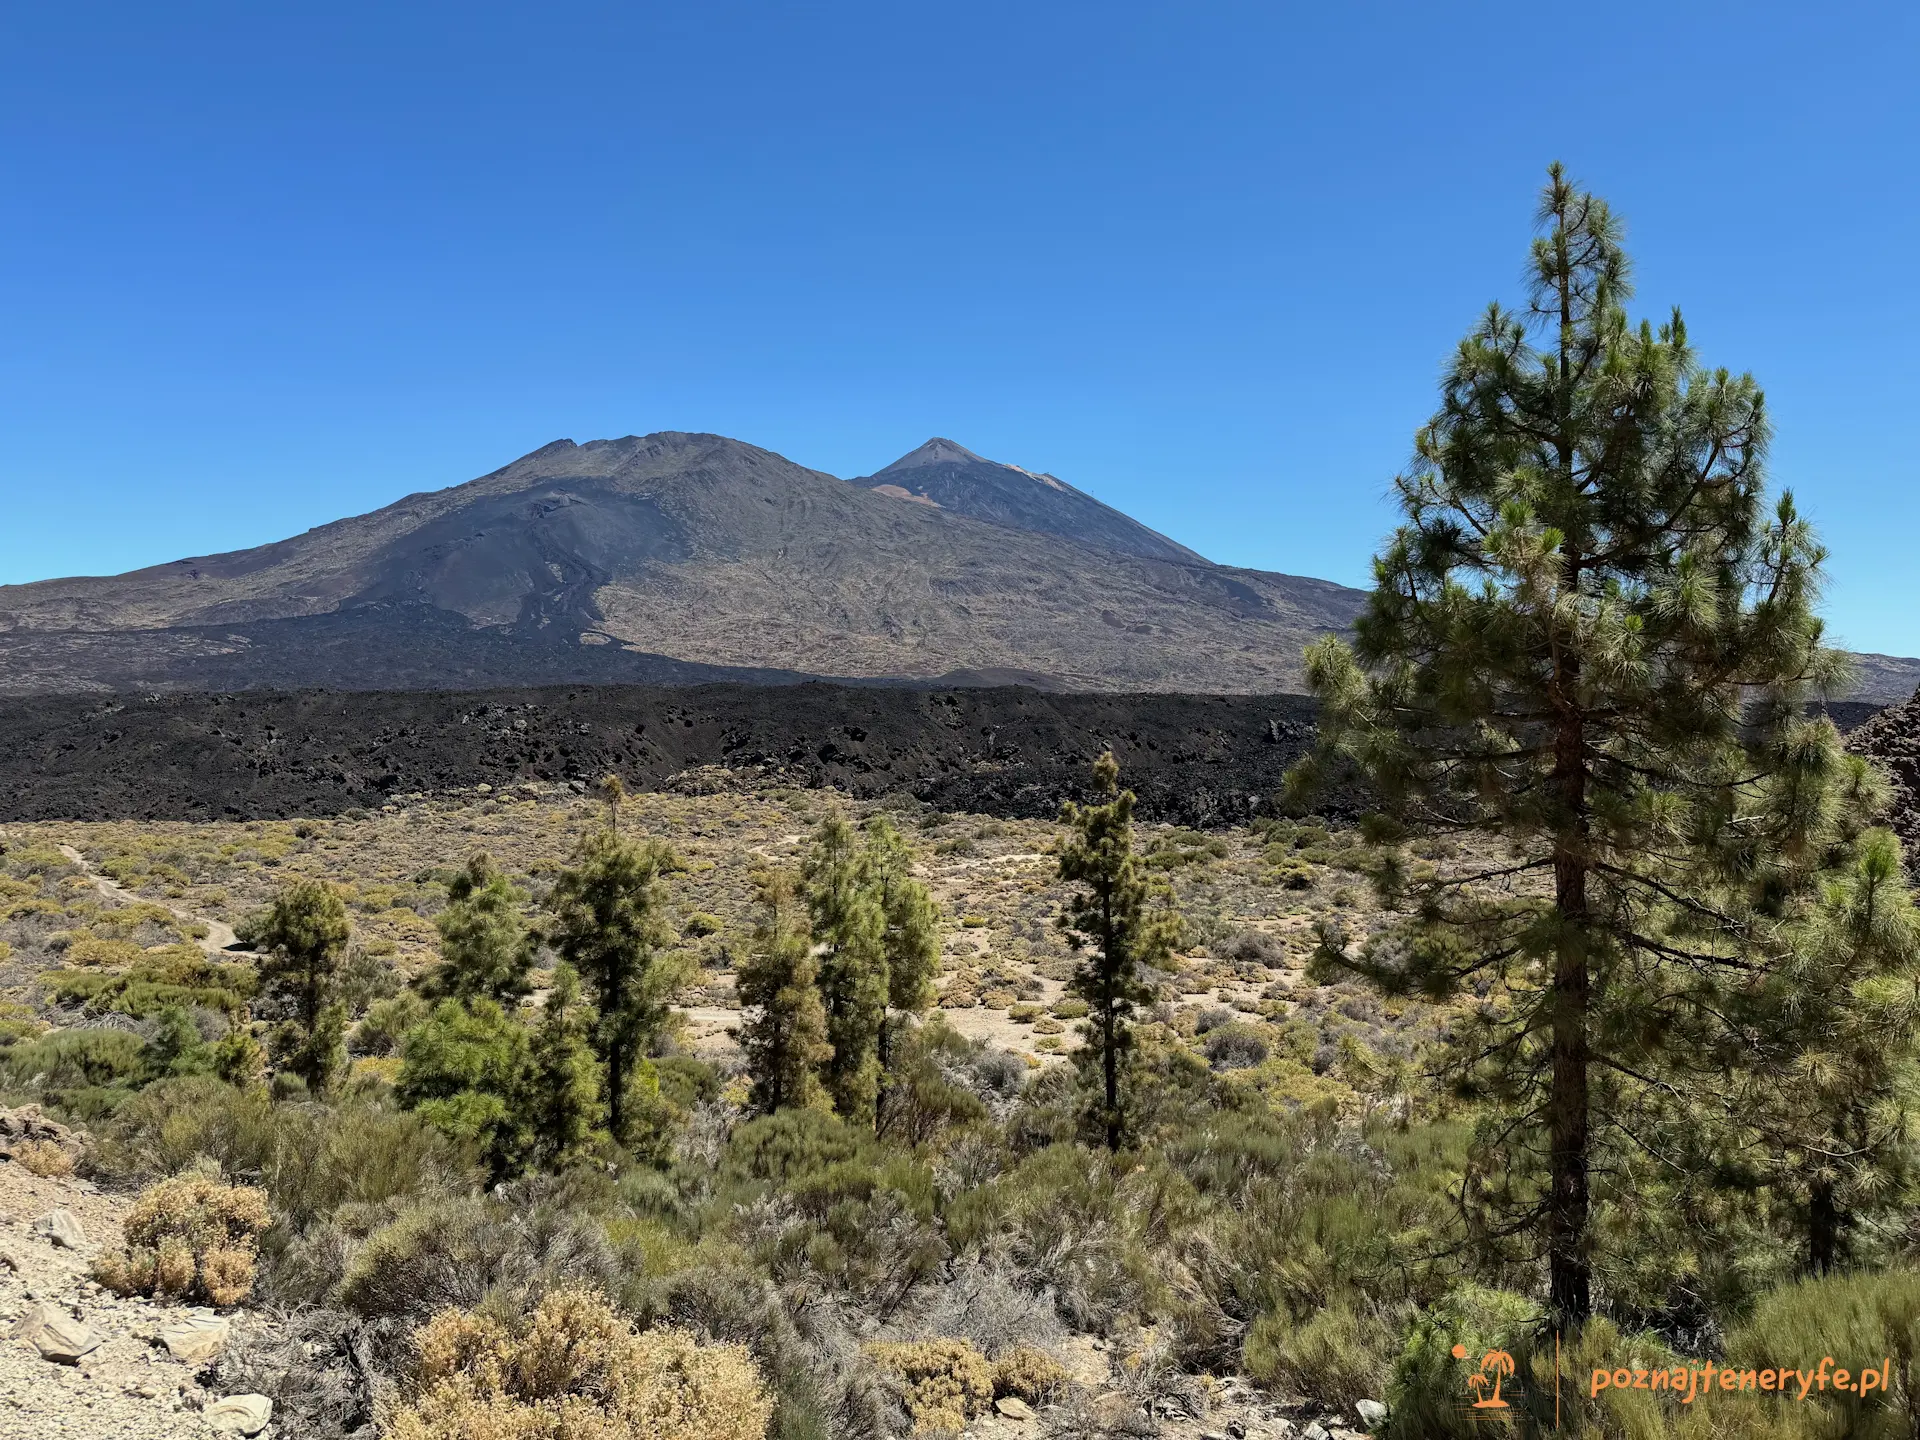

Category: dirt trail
[56, 843, 242, 954]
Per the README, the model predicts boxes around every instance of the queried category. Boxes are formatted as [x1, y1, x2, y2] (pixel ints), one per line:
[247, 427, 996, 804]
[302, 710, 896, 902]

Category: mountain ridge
[0, 432, 1362, 696]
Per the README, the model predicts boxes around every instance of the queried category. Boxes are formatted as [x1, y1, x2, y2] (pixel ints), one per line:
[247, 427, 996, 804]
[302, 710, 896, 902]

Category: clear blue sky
[4, 2, 1916, 654]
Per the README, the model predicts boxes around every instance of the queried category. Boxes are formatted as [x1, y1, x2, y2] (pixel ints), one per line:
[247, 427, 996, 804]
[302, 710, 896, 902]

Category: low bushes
[1244, 1301, 1384, 1412]
[94, 1171, 273, 1306]
[386, 1287, 772, 1440]
[864, 1338, 995, 1435]
[13, 1138, 75, 1177]
[992, 1344, 1069, 1404]
[92, 1075, 464, 1232]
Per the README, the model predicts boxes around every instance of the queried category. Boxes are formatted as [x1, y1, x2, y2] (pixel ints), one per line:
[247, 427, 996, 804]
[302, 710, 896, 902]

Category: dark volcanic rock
[0, 685, 1339, 828]
[1849, 693, 1920, 855]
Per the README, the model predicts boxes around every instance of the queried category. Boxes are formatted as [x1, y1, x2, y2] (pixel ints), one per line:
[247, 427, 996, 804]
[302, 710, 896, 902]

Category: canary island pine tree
[736, 870, 833, 1115]
[548, 830, 690, 1146]
[241, 878, 352, 1095]
[422, 852, 537, 1005]
[1740, 819, 1920, 1273]
[1289, 165, 1857, 1325]
[862, 815, 941, 1086]
[1056, 752, 1182, 1152]
[803, 815, 889, 1127]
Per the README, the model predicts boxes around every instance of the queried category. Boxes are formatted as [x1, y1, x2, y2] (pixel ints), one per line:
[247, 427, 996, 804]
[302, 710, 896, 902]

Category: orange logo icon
[1454, 1344, 1515, 1409]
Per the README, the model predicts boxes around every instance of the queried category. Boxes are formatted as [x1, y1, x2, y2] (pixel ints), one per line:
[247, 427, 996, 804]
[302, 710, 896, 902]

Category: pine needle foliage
[548, 829, 690, 1147]
[803, 815, 889, 1127]
[525, 961, 606, 1171]
[864, 815, 942, 1080]
[1056, 751, 1182, 1152]
[1739, 825, 1920, 1272]
[1289, 164, 1861, 1324]
[242, 878, 352, 1094]
[736, 869, 833, 1115]
[423, 852, 537, 1005]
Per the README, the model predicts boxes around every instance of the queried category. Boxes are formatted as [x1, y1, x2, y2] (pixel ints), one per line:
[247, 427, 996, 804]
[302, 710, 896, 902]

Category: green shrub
[1246, 1301, 1387, 1411]
[43, 947, 258, 1019]
[335, 1193, 496, 1317]
[723, 1108, 871, 1188]
[1, 1027, 149, 1115]
[1722, 1270, 1920, 1439]
[1383, 1286, 1541, 1439]
[683, 911, 724, 938]
[91, 1076, 463, 1232]
[353, 991, 429, 1057]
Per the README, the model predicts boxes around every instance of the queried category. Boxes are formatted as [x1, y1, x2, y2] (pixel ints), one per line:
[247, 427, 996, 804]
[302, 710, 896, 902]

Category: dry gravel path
[0, 1161, 264, 1438]
[54, 845, 241, 954]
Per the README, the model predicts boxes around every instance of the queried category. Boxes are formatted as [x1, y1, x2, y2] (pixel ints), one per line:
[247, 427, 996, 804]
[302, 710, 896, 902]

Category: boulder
[1303, 1425, 1332, 1440]
[204, 1395, 274, 1435]
[161, 1314, 232, 1365]
[32, 1209, 86, 1249]
[1355, 1398, 1389, 1429]
[13, 1302, 103, 1364]
[995, 1395, 1036, 1420]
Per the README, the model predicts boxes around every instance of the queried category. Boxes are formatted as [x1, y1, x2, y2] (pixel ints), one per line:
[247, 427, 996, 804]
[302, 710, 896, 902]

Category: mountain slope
[0, 432, 1362, 696]
[854, 437, 1207, 564]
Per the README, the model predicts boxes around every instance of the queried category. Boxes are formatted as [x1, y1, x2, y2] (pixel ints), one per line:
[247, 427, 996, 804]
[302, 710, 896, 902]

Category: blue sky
[4, 2, 1917, 654]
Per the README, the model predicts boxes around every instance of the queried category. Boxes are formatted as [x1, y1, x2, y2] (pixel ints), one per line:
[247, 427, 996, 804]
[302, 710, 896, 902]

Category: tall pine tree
[526, 962, 606, 1171]
[803, 815, 888, 1127]
[1056, 752, 1181, 1152]
[548, 830, 691, 1146]
[423, 852, 537, 1004]
[241, 878, 352, 1094]
[1291, 165, 1849, 1324]
[862, 816, 941, 1082]
[735, 870, 832, 1114]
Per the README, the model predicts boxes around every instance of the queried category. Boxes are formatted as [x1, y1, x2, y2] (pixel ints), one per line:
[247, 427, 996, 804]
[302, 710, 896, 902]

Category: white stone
[31, 1209, 85, 1249]
[161, 1314, 231, 1365]
[13, 1302, 102, 1364]
[204, 1393, 273, 1434]
[1355, 1398, 1389, 1429]
[995, 1395, 1036, 1420]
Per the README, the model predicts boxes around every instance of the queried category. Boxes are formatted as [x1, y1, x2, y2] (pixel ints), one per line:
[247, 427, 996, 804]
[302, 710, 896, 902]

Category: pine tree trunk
[607, 1033, 626, 1143]
[1547, 609, 1593, 1325]
[1548, 852, 1592, 1325]
[875, 1011, 891, 1133]
[1809, 1179, 1838, 1274]
[1544, 208, 1593, 1329]
[1103, 1001, 1119, 1152]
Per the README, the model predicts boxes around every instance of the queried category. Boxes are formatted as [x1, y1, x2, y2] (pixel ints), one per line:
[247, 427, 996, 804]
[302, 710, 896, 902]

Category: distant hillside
[0, 432, 1363, 696]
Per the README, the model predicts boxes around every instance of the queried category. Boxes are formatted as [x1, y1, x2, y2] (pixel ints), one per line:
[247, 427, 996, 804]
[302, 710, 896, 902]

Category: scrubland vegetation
[4, 167, 1918, 1440]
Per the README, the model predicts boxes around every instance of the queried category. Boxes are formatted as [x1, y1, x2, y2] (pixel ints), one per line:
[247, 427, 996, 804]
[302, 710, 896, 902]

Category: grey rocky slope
[852, 436, 1207, 564]
[0, 432, 1362, 696]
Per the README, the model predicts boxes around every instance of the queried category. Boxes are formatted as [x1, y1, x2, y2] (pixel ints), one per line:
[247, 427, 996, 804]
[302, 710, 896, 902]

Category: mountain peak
[856, 440, 1209, 566]
[880, 437, 988, 471]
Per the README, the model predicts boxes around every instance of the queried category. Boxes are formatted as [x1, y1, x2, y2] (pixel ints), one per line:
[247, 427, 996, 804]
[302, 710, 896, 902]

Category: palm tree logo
[1453, 1344, 1515, 1409]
